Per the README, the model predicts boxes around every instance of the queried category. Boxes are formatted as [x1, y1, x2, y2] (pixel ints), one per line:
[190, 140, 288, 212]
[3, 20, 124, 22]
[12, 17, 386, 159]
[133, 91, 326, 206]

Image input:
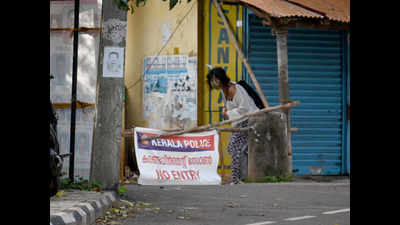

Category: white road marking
[284, 215, 316, 221]
[322, 208, 350, 215]
[245, 208, 350, 225]
[245, 221, 277, 225]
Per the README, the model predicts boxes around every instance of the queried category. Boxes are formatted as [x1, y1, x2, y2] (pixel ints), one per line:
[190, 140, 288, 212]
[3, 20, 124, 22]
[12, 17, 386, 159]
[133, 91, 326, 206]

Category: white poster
[50, 0, 101, 180]
[103, 47, 124, 78]
[142, 55, 197, 130]
[134, 127, 221, 185]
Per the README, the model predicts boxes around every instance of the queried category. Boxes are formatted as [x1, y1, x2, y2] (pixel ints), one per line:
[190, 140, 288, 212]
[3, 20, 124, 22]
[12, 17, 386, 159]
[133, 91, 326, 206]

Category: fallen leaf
[138, 202, 152, 207]
[55, 191, 65, 197]
[119, 199, 134, 207]
[110, 208, 120, 214]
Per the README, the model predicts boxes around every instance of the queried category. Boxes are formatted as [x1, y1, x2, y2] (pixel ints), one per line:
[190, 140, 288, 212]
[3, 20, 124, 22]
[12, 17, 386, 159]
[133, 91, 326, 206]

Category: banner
[134, 127, 221, 185]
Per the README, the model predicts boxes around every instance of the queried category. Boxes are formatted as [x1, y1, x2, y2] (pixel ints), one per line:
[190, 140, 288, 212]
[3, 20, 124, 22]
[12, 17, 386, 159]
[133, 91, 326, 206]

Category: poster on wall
[50, 0, 100, 104]
[50, 0, 101, 180]
[142, 55, 197, 130]
[103, 47, 125, 78]
[134, 127, 221, 185]
[56, 107, 95, 180]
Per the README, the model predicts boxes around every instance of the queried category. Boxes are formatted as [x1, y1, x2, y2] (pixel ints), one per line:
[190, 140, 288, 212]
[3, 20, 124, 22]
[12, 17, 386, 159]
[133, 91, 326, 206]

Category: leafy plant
[118, 186, 127, 196]
[59, 176, 102, 192]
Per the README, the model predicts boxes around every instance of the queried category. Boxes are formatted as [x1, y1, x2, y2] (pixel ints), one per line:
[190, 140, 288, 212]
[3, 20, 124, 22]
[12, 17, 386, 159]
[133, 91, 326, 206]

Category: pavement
[118, 176, 350, 225]
[49, 175, 349, 225]
[50, 190, 118, 225]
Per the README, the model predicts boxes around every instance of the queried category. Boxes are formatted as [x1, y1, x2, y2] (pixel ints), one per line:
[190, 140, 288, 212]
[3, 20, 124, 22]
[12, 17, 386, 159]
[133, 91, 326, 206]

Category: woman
[207, 67, 259, 184]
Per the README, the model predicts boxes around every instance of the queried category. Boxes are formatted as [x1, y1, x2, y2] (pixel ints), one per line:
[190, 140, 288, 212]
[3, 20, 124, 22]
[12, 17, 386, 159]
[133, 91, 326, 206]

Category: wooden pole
[217, 131, 225, 182]
[122, 127, 298, 137]
[274, 25, 293, 174]
[140, 101, 299, 141]
[212, 0, 269, 108]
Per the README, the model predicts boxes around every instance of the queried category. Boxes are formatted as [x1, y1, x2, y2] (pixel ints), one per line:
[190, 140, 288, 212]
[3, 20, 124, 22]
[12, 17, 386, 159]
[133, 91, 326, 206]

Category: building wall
[124, 0, 198, 129]
[124, 0, 243, 176]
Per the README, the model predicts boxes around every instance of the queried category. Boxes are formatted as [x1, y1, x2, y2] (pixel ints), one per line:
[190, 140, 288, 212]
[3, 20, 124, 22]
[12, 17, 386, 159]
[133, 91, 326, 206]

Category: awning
[233, 0, 350, 23]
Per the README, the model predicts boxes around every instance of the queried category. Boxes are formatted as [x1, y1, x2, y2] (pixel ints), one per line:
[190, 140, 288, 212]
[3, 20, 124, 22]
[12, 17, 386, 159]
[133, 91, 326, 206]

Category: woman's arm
[225, 85, 252, 120]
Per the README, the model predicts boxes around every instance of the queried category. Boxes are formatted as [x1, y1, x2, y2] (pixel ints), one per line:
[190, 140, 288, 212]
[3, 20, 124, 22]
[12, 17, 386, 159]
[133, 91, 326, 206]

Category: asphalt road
[119, 181, 350, 225]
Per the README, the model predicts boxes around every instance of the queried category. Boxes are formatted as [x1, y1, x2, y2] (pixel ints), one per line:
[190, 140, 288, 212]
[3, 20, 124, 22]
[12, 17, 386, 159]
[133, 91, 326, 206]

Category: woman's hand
[222, 107, 229, 120]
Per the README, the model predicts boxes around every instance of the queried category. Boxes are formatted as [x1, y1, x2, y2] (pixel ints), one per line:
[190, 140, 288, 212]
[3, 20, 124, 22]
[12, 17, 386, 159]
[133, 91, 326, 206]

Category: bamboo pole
[122, 127, 298, 137]
[139, 101, 299, 141]
[212, 0, 270, 108]
[217, 131, 225, 182]
[123, 128, 249, 137]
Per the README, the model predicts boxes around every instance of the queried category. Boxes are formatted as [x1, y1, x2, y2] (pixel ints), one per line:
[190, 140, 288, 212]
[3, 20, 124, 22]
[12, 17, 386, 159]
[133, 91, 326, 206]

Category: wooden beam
[217, 131, 225, 180]
[122, 127, 251, 137]
[212, 0, 270, 108]
[274, 25, 293, 174]
[140, 101, 300, 142]
[122, 126, 297, 137]
[52, 101, 95, 109]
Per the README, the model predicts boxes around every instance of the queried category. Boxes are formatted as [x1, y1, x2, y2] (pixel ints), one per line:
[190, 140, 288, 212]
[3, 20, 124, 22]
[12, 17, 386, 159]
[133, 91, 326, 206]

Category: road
[118, 181, 350, 225]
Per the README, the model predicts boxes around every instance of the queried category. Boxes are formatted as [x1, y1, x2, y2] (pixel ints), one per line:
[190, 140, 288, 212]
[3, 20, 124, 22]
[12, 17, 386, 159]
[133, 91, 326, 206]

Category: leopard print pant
[227, 120, 248, 184]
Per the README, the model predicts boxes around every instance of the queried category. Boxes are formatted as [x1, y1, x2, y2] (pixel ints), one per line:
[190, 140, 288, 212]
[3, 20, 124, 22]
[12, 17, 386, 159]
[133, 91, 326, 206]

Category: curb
[50, 191, 119, 225]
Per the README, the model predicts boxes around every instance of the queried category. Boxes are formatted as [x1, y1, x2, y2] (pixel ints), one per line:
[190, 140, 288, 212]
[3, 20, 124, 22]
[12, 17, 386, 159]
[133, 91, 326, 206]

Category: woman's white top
[222, 82, 259, 127]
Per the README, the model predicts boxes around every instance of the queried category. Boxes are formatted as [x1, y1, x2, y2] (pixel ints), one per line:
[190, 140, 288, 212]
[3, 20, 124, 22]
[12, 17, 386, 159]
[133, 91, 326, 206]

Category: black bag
[237, 80, 265, 109]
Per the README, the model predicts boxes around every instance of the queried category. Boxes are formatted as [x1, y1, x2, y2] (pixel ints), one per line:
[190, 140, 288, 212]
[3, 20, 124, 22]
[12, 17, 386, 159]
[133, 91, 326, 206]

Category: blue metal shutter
[246, 14, 344, 175]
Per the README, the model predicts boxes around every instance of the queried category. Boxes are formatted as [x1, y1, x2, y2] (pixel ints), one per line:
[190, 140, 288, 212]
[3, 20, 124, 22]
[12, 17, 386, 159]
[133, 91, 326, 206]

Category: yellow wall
[124, 0, 243, 176]
[124, 0, 198, 128]
[199, 0, 243, 174]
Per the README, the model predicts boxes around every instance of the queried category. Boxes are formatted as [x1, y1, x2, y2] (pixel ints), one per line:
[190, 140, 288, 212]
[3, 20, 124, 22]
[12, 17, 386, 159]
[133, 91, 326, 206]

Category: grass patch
[59, 175, 102, 192]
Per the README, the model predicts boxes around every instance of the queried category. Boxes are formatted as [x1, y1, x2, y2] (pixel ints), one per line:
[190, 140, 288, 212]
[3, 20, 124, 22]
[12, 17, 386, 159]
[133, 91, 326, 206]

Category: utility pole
[90, 0, 127, 191]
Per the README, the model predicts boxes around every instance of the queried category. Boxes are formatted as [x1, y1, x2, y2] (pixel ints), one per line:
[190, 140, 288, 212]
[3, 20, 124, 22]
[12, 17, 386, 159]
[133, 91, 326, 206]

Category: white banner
[134, 127, 221, 185]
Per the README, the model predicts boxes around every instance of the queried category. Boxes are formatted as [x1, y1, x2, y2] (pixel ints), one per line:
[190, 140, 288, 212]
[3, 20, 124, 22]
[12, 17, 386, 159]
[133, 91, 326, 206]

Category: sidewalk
[50, 190, 118, 225]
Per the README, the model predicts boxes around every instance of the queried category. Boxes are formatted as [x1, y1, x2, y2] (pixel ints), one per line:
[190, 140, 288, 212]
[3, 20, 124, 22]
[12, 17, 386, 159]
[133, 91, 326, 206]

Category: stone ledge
[50, 191, 118, 225]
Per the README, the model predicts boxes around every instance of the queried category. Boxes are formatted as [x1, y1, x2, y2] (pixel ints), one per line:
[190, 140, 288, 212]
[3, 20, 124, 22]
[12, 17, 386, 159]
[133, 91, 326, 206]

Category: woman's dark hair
[206, 67, 230, 89]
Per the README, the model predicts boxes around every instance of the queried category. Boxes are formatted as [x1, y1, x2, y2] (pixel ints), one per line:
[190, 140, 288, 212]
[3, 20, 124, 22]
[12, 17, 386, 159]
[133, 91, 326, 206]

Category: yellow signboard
[200, 0, 243, 175]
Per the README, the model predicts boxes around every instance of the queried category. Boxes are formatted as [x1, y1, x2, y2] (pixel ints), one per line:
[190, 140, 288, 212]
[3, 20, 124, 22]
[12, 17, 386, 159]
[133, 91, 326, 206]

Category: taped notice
[103, 47, 124, 77]
[134, 127, 221, 185]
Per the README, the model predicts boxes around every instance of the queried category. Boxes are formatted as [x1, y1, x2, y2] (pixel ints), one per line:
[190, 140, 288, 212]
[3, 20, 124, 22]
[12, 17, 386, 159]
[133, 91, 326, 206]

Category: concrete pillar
[90, 0, 127, 191]
[274, 25, 293, 174]
[247, 112, 290, 180]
